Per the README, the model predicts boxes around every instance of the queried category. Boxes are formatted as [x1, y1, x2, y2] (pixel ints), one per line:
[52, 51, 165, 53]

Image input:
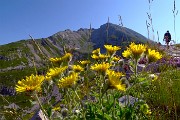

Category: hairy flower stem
[0, 94, 10, 104]
[134, 59, 138, 77]
[35, 92, 51, 120]
[112, 90, 116, 118]
[96, 74, 105, 118]
[73, 88, 86, 119]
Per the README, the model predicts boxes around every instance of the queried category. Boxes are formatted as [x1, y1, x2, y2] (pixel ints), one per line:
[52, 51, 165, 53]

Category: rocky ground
[1, 44, 180, 119]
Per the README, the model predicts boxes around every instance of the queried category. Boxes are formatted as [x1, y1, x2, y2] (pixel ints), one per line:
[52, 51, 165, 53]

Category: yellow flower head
[92, 48, 100, 55]
[129, 42, 146, 59]
[91, 54, 99, 60]
[147, 49, 162, 63]
[50, 53, 72, 64]
[112, 56, 121, 62]
[61, 53, 72, 62]
[140, 103, 152, 115]
[104, 45, 121, 55]
[79, 60, 91, 65]
[52, 106, 61, 111]
[90, 62, 110, 73]
[106, 70, 126, 91]
[149, 74, 158, 82]
[58, 72, 79, 88]
[46, 66, 68, 79]
[72, 65, 84, 72]
[99, 54, 109, 59]
[49, 57, 62, 64]
[122, 48, 131, 58]
[15, 74, 44, 93]
[91, 54, 109, 60]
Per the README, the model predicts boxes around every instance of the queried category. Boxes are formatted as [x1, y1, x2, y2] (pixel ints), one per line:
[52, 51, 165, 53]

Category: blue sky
[0, 0, 179, 45]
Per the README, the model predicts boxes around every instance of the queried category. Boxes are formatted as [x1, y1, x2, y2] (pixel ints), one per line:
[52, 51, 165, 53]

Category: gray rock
[30, 109, 48, 120]
[4, 103, 20, 110]
[119, 95, 139, 106]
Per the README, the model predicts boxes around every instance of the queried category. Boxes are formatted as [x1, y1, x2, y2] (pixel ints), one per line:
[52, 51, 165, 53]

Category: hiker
[163, 30, 171, 49]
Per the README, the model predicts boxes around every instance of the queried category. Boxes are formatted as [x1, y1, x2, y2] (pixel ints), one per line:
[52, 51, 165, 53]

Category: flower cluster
[122, 42, 162, 63]
[14, 42, 163, 119]
[122, 42, 147, 60]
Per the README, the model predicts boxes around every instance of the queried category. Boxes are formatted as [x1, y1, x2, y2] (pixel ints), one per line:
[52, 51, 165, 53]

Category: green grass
[145, 68, 180, 118]
[0, 67, 47, 86]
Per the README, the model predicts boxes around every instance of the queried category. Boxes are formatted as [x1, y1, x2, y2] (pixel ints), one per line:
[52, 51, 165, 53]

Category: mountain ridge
[0, 23, 151, 85]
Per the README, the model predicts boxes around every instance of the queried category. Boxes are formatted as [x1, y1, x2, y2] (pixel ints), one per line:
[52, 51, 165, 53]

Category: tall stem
[134, 59, 138, 77]
[35, 92, 51, 120]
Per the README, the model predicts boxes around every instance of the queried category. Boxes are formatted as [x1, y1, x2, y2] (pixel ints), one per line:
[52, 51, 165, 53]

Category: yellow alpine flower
[50, 53, 72, 64]
[104, 45, 121, 55]
[61, 53, 72, 62]
[58, 72, 79, 88]
[99, 54, 109, 59]
[15, 74, 44, 93]
[91, 54, 99, 60]
[49, 57, 62, 64]
[112, 56, 121, 62]
[90, 62, 110, 73]
[129, 42, 146, 59]
[122, 48, 131, 58]
[106, 70, 126, 91]
[91, 54, 109, 60]
[46, 66, 68, 79]
[72, 65, 84, 72]
[79, 60, 90, 65]
[149, 74, 158, 82]
[129, 42, 136, 48]
[140, 103, 152, 115]
[92, 48, 100, 55]
[147, 49, 162, 63]
[52, 106, 61, 111]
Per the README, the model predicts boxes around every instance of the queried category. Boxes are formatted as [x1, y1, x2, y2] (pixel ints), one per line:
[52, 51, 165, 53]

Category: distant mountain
[91, 23, 149, 52]
[0, 23, 150, 85]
